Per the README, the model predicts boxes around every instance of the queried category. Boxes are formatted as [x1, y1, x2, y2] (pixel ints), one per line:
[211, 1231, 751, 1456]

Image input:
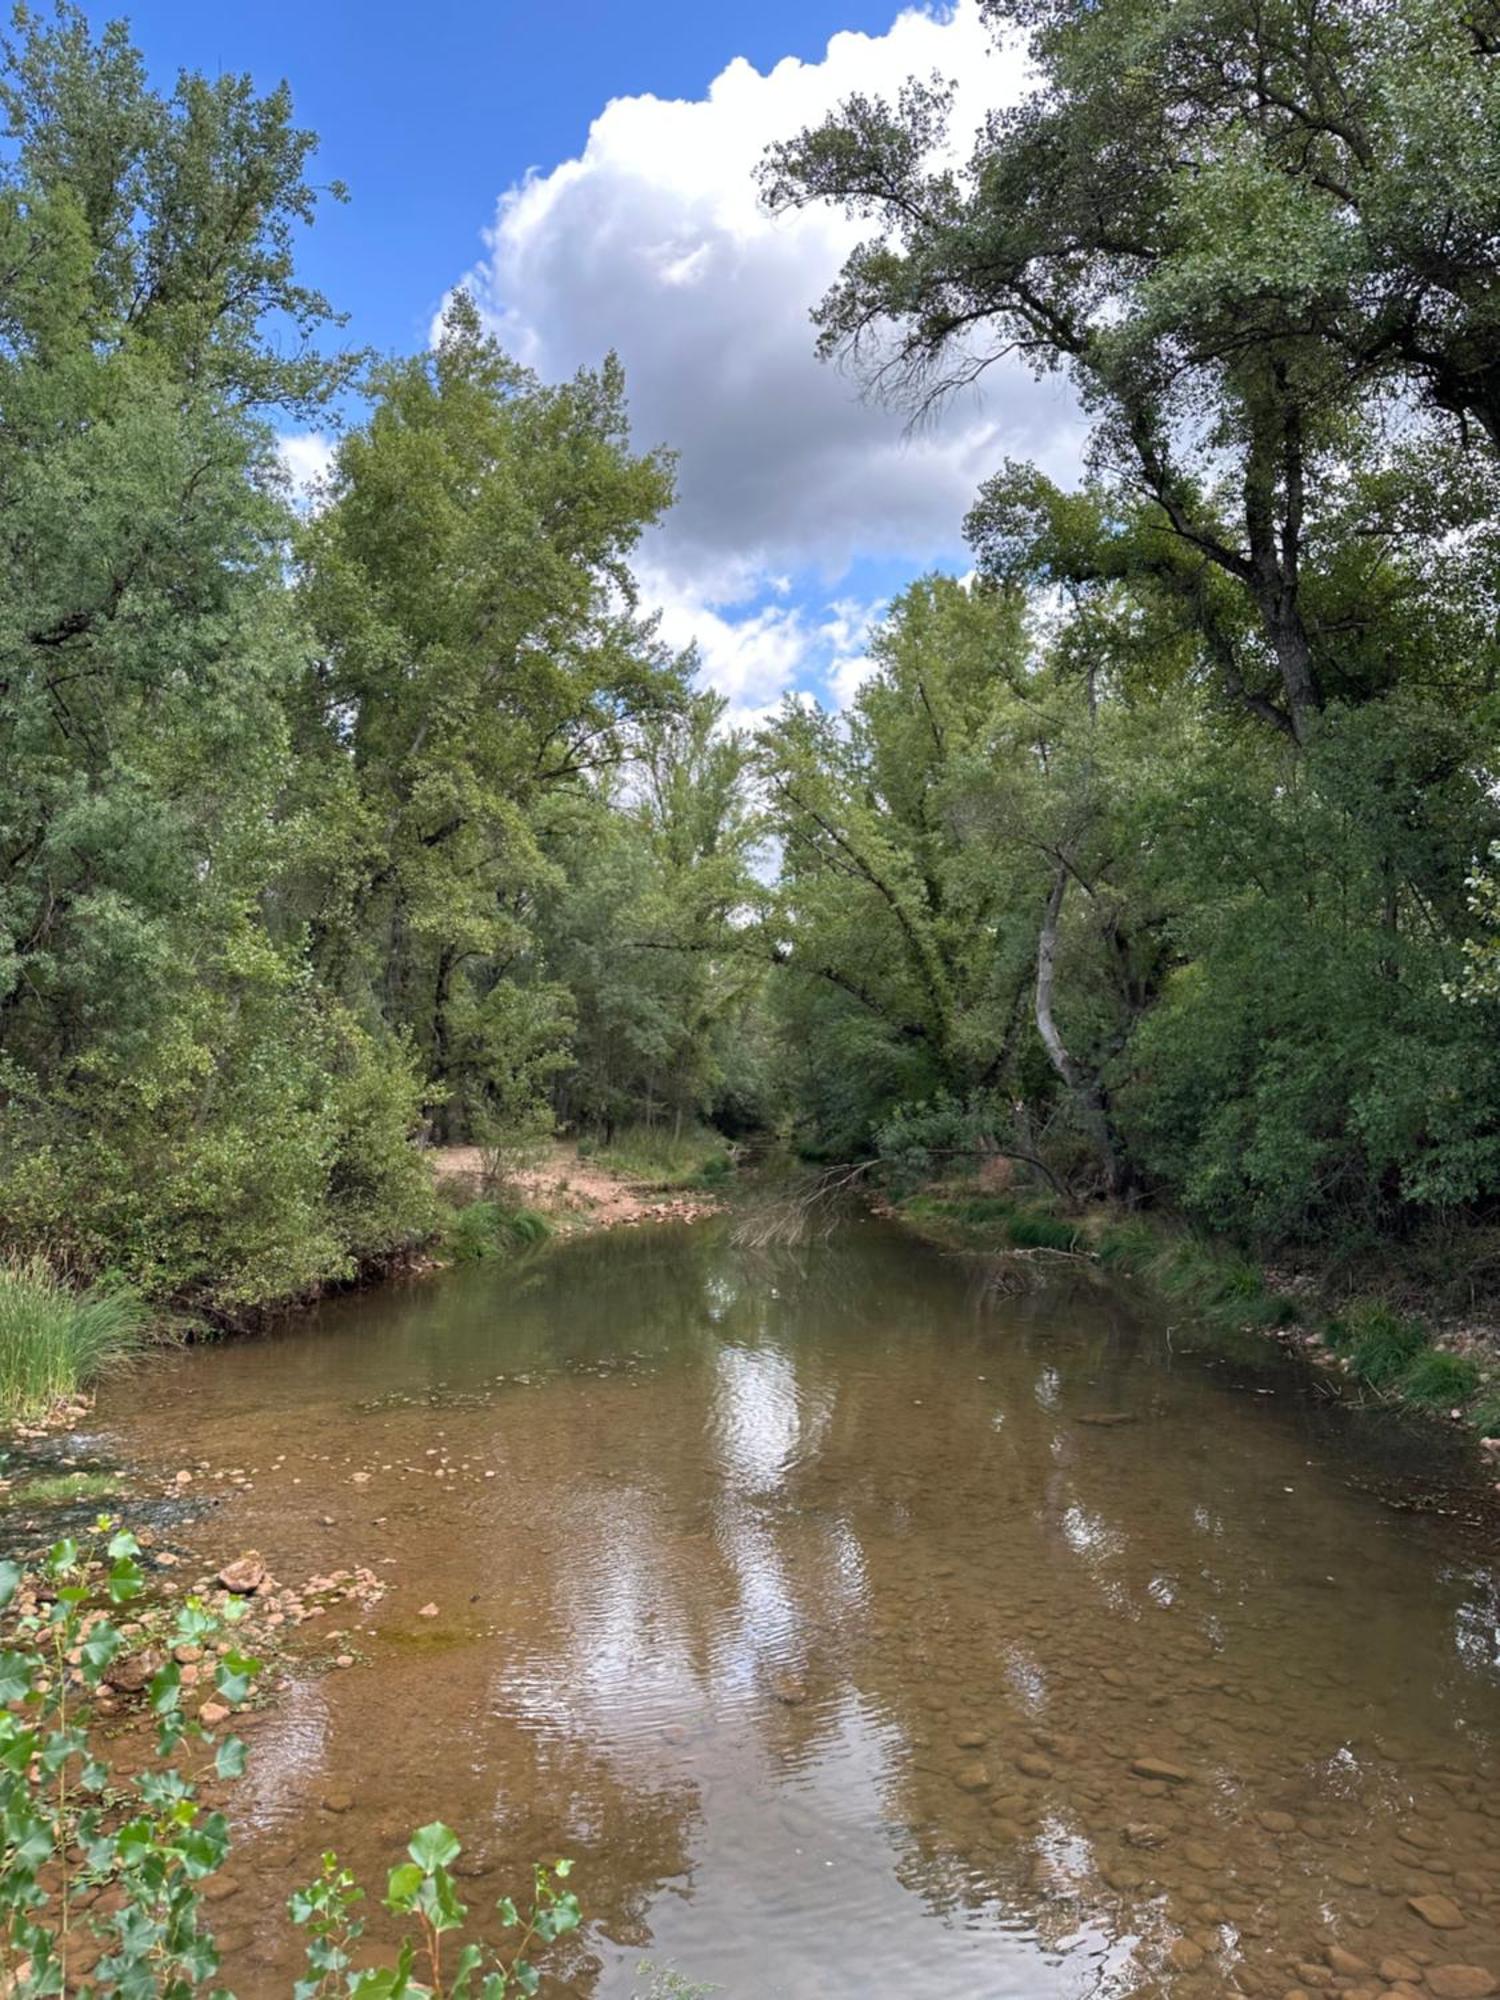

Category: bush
[0, 1258, 146, 1421]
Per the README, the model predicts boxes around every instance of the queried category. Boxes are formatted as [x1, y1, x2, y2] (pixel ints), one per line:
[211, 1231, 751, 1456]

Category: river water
[94, 1216, 1500, 1998]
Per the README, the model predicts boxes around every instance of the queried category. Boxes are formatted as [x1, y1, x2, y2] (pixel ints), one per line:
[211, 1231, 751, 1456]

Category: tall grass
[583, 1123, 732, 1189]
[0, 1257, 148, 1420]
[443, 1201, 552, 1262]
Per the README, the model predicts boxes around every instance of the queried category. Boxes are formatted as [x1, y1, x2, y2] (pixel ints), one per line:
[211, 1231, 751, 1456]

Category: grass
[582, 1122, 733, 1190]
[0, 1256, 148, 1422]
[1, 1467, 121, 1508]
[442, 1201, 552, 1263]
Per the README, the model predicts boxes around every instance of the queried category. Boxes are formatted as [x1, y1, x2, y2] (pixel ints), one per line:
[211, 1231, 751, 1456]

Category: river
[92, 1215, 1500, 1997]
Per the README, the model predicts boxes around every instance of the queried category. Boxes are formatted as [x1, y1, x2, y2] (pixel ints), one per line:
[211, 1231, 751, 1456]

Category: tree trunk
[1035, 865, 1132, 1197]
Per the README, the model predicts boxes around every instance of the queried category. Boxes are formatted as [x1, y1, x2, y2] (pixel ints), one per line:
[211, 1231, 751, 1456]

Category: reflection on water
[98, 1218, 1500, 1997]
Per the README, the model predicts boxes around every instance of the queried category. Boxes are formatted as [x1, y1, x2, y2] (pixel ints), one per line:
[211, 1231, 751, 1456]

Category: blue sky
[92, 0, 1082, 719]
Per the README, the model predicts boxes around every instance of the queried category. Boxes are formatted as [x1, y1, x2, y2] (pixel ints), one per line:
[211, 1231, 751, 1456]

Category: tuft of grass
[1005, 1209, 1083, 1252]
[1328, 1300, 1428, 1389]
[1399, 1348, 1480, 1410]
[2, 1467, 121, 1508]
[0, 1256, 147, 1421]
[594, 1124, 732, 1190]
[444, 1201, 552, 1262]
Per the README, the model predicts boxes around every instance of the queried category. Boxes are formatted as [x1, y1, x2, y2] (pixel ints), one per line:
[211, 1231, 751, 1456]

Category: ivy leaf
[214, 1735, 247, 1779]
[0, 1651, 33, 1704]
[406, 1822, 461, 1873]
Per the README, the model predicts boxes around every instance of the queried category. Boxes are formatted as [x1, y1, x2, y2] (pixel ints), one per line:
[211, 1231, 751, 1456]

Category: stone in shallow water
[1410, 1893, 1466, 1930]
[1426, 1969, 1500, 1999]
[1131, 1756, 1192, 1784]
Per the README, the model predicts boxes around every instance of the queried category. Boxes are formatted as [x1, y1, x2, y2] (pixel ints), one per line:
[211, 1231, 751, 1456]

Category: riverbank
[883, 1180, 1500, 1455]
[0, 1135, 728, 1432]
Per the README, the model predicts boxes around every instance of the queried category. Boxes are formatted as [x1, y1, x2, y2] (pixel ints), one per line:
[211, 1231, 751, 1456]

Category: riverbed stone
[1167, 1937, 1205, 1972]
[1425, 1968, 1499, 1998]
[217, 1554, 266, 1595]
[953, 1762, 992, 1792]
[1016, 1752, 1053, 1780]
[1131, 1756, 1192, 1784]
[1323, 1944, 1370, 1976]
[1409, 1895, 1466, 1930]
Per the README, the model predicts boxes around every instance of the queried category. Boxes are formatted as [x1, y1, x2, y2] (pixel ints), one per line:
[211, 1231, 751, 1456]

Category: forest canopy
[5, 0, 1500, 1319]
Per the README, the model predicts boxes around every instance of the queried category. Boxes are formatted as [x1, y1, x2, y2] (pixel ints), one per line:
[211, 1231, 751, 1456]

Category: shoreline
[879, 1179, 1500, 1474]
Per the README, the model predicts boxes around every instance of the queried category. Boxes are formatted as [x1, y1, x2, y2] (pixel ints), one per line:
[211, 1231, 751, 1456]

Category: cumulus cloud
[275, 431, 336, 508]
[453, 2, 1085, 705]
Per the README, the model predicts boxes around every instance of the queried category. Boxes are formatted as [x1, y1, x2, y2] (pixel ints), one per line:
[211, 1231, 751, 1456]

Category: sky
[91, 0, 1083, 722]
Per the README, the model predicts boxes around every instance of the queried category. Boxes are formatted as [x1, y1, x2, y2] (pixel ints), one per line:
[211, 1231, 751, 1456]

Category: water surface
[98, 1218, 1500, 1997]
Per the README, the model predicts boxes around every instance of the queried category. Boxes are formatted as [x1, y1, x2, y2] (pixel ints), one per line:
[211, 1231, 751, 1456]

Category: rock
[217, 1555, 266, 1595]
[1378, 1957, 1422, 1985]
[1426, 1969, 1499, 1999]
[1409, 1894, 1466, 1930]
[771, 1672, 807, 1706]
[416, 1602, 439, 1619]
[1182, 1840, 1220, 1870]
[1324, 1944, 1369, 1976]
[333, 1653, 354, 1669]
[198, 1700, 230, 1726]
[1258, 1810, 1297, 1833]
[201, 1876, 240, 1903]
[955, 1730, 988, 1750]
[1015, 1752, 1053, 1780]
[321, 1792, 354, 1814]
[1130, 1756, 1192, 1784]
[1076, 1412, 1138, 1426]
[953, 1762, 992, 1793]
[1124, 1821, 1170, 1849]
[1167, 1938, 1205, 1972]
[104, 1649, 163, 1694]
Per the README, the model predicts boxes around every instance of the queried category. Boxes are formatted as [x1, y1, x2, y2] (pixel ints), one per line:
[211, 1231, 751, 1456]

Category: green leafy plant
[0, 1522, 259, 1996]
[0, 1528, 586, 2000]
[293, 1831, 579, 2000]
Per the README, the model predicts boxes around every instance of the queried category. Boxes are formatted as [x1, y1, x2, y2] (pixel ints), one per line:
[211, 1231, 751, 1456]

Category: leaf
[406, 1822, 461, 1873]
[0, 1561, 21, 1611]
[385, 1862, 424, 1912]
[0, 1651, 33, 1704]
[214, 1735, 247, 1779]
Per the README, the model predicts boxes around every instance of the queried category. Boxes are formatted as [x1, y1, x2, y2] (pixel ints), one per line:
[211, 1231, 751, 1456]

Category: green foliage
[1327, 1301, 1428, 1390]
[0, 1258, 145, 1420]
[595, 1123, 733, 1189]
[443, 1202, 552, 1263]
[0, 1530, 584, 1999]
[0, 1525, 259, 1995]
[292, 1828, 579, 2000]
[1399, 1349, 1480, 1411]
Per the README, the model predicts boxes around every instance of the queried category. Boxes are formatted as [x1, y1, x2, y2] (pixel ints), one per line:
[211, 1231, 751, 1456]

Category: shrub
[0, 1258, 146, 1421]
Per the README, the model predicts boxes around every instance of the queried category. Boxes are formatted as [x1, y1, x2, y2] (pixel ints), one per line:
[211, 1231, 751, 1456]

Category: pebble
[1131, 1756, 1192, 1784]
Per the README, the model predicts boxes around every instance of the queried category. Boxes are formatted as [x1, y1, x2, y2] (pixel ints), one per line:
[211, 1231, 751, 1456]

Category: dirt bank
[428, 1139, 723, 1231]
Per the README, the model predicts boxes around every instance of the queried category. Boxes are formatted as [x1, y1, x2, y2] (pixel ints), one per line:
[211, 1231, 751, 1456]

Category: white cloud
[453, 1, 1084, 706]
[275, 431, 336, 508]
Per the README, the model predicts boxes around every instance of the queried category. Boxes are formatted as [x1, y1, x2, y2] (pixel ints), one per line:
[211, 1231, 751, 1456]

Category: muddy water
[95, 1218, 1500, 1998]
